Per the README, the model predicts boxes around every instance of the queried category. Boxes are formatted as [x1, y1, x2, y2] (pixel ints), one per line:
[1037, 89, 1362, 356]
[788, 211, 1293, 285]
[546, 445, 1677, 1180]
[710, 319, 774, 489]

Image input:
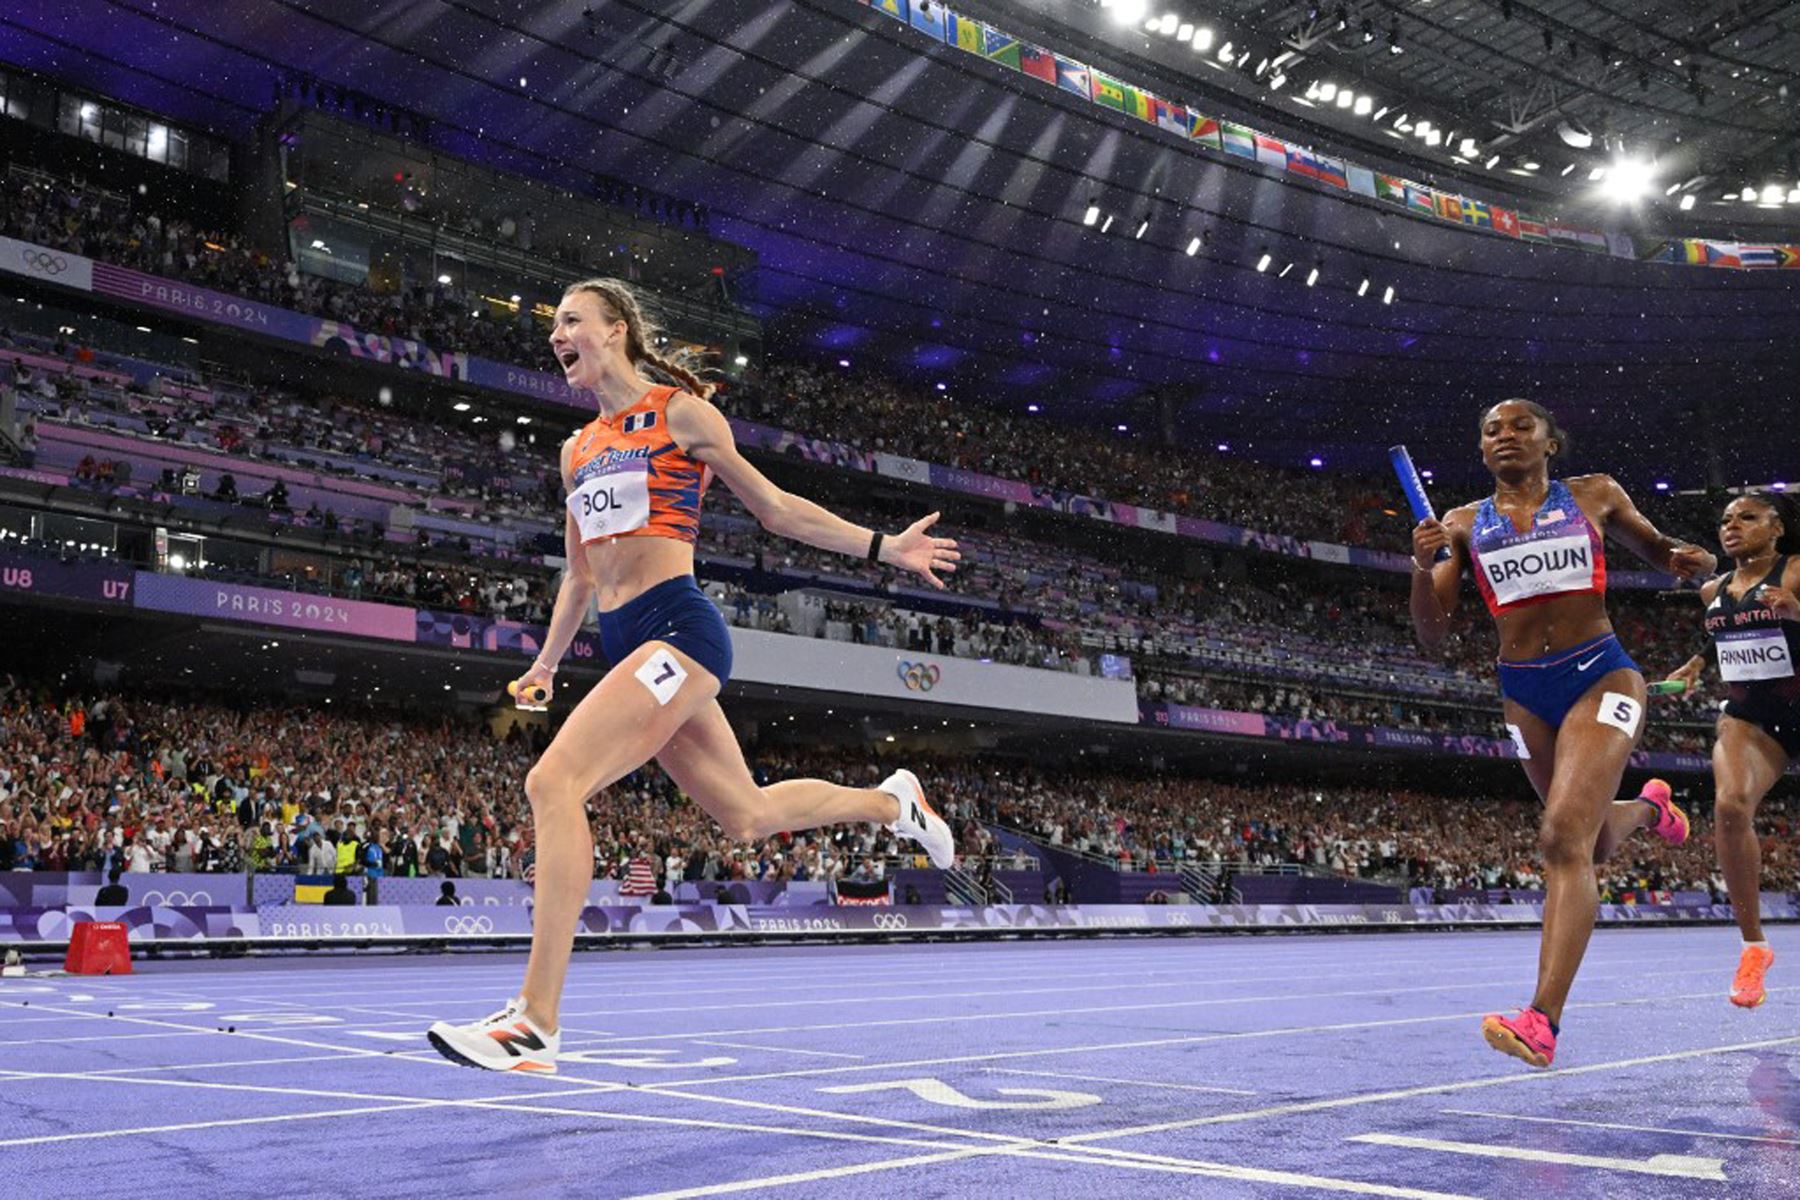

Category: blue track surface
[2, 927, 1797, 1198]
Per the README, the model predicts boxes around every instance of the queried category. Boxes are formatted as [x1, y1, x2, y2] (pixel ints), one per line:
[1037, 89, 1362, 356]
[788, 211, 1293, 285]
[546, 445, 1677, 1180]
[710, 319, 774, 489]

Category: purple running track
[0, 926, 1795, 1199]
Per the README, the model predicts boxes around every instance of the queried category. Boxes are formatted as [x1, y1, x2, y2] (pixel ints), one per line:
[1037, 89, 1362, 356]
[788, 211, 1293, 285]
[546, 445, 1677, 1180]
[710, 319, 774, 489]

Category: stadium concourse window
[38, 80, 224, 181]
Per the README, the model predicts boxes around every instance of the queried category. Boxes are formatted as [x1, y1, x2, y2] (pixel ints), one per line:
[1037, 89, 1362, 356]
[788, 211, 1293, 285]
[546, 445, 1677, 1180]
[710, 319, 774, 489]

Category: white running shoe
[881, 768, 955, 869]
[427, 997, 559, 1073]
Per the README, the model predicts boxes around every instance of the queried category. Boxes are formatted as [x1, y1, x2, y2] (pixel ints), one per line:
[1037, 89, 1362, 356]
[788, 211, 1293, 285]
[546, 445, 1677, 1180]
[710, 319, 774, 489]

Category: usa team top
[565, 385, 710, 546]
[1467, 479, 1608, 619]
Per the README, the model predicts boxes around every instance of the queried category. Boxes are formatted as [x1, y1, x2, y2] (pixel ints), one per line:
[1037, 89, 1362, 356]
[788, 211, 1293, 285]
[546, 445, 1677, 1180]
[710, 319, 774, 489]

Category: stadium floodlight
[1192, 27, 1214, 51]
[1354, 95, 1373, 115]
[1256, 250, 1272, 272]
[1606, 159, 1656, 200]
[1186, 237, 1202, 256]
[1319, 82, 1338, 102]
[1336, 90, 1355, 109]
[1679, 194, 1696, 211]
[1108, 0, 1149, 25]
[1761, 183, 1786, 205]
[1084, 202, 1101, 226]
[1357, 277, 1370, 296]
[1382, 285, 1396, 304]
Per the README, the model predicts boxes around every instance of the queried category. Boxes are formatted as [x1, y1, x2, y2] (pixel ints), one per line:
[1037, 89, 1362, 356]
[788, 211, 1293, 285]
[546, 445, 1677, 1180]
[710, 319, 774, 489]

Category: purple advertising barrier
[1143, 704, 1268, 736]
[0, 551, 134, 606]
[480, 617, 606, 666]
[1141, 702, 1789, 776]
[467, 361, 586, 410]
[3, 896, 1797, 944]
[133, 572, 419, 641]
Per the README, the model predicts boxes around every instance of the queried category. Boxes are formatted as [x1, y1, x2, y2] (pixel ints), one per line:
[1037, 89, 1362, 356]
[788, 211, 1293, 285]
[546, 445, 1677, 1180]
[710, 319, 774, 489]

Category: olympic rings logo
[443, 914, 495, 935]
[142, 890, 213, 906]
[21, 250, 69, 276]
[870, 912, 909, 930]
[896, 660, 942, 692]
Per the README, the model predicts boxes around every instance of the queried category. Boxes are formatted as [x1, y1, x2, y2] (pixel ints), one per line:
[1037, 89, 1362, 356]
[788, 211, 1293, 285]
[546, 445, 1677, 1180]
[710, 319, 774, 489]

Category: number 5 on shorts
[1596, 691, 1642, 739]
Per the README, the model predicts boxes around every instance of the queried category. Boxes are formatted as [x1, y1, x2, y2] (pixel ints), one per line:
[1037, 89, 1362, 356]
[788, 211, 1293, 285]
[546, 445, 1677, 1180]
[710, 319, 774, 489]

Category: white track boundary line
[1438, 1108, 1800, 1147]
[983, 1067, 1257, 1096]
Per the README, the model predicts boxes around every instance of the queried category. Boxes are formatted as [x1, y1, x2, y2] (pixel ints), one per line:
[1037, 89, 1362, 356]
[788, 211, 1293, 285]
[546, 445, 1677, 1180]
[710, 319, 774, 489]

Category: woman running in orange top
[428, 279, 959, 1073]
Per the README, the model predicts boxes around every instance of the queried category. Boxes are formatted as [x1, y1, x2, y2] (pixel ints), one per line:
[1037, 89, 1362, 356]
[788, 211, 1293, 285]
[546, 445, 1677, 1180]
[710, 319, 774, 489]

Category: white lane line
[1439, 1108, 1800, 1147]
[571, 983, 1793, 1093]
[440, 966, 1734, 1048]
[1054, 1034, 1800, 1146]
[621, 1139, 1481, 1200]
[1347, 1133, 1727, 1180]
[983, 1067, 1257, 1096]
[0, 1028, 220, 1048]
[0, 1101, 436, 1147]
[687, 1040, 865, 1060]
[185, 947, 1711, 1009]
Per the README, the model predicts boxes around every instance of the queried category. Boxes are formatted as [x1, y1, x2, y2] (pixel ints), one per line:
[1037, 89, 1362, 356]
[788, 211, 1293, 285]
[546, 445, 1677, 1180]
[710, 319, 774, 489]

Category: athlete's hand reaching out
[1668, 544, 1717, 581]
[884, 512, 961, 590]
[1661, 654, 1706, 694]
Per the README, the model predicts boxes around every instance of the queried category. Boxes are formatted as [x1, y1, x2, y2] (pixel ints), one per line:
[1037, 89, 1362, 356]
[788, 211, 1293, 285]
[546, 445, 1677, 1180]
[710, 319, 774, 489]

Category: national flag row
[858, 1, 1717, 262]
[1645, 241, 1800, 269]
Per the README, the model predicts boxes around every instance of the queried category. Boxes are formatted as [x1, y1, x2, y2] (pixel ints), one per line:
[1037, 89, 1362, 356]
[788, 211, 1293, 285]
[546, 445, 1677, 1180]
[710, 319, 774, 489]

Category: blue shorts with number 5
[1496, 633, 1639, 729]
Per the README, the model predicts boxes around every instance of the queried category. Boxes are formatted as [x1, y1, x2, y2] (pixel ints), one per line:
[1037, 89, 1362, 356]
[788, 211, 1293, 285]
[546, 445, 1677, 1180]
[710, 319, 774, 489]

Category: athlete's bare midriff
[1491, 593, 1614, 663]
[579, 534, 696, 611]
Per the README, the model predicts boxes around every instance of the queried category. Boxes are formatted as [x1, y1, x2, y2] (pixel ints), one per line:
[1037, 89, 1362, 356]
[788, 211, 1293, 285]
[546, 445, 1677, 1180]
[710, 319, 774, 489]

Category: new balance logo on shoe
[910, 802, 925, 827]
[489, 1025, 546, 1057]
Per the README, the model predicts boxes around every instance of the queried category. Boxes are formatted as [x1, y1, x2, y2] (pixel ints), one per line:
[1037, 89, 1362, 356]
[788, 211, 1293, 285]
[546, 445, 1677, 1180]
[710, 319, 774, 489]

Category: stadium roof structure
[4, 0, 1799, 485]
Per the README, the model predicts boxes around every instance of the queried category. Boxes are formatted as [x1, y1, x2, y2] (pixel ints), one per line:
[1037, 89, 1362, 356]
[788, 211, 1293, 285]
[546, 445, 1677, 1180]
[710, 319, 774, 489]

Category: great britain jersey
[1467, 479, 1607, 618]
[1704, 556, 1800, 705]
[565, 385, 710, 545]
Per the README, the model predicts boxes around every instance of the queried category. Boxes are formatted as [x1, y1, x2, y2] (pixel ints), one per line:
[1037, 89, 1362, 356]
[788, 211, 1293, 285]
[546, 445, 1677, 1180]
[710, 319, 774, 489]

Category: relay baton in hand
[507, 679, 549, 712]
[1389, 444, 1449, 563]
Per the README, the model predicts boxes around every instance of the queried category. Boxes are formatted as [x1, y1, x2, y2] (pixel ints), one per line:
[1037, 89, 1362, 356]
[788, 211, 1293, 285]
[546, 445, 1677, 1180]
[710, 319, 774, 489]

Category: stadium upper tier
[1, 313, 1724, 751]
[5, 172, 1728, 561]
[1, 682, 1787, 895]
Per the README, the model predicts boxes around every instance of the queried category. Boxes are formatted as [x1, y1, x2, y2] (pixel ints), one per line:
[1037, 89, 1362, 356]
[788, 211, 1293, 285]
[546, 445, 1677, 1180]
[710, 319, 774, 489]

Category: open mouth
[557, 349, 580, 370]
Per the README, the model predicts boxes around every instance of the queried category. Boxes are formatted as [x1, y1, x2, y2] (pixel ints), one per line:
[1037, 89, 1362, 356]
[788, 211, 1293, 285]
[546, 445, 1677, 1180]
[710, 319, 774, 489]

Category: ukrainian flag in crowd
[945, 12, 983, 52]
[908, 1, 945, 39]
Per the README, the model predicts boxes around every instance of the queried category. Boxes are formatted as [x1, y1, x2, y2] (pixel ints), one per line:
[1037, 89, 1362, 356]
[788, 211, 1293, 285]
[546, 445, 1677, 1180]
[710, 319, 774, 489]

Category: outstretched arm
[668, 392, 961, 589]
[1590, 475, 1717, 580]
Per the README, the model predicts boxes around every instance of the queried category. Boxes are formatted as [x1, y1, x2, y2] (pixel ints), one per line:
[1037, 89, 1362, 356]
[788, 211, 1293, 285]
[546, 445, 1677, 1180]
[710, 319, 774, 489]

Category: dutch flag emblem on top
[622, 412, 659, 435]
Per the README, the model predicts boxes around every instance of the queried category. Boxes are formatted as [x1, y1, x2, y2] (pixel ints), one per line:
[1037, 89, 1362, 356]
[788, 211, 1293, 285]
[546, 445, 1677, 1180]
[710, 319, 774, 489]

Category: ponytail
[561, 277, 717, 400]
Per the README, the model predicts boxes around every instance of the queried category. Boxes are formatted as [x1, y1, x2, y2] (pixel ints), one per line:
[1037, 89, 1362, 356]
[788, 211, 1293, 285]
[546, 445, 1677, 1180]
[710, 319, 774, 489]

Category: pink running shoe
[1481, 1007, 1557, 1068]
[1638, 779, 1689, 846]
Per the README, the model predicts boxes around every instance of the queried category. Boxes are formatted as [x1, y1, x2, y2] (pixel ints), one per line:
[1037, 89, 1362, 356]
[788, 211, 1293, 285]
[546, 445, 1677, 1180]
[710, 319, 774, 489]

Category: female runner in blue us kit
[1409, 399, 1715, 1069]
[425, 278, 961, 1074]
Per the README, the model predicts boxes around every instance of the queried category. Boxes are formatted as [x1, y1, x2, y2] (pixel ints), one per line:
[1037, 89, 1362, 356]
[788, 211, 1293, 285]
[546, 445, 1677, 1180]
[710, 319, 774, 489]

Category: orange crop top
[565, 385, 711, 545]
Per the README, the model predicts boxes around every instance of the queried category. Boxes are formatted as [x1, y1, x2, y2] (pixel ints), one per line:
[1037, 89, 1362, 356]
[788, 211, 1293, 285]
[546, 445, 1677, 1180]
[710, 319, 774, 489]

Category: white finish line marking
[1348, 1132, 1728, 1181]
[1440, 1108, 1800, 1147]
[820, 1077, 1101, 1111]
[983, 1066, 1257, 1096]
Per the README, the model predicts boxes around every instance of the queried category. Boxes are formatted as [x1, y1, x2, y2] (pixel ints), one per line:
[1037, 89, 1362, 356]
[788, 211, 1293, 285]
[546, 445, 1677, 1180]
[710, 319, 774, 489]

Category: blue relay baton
[1389, 444, 1449, 563]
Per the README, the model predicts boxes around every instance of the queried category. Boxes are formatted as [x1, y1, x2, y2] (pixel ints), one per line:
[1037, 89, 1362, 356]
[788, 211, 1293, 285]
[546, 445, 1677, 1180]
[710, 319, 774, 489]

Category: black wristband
[867, 531, 884, 564]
